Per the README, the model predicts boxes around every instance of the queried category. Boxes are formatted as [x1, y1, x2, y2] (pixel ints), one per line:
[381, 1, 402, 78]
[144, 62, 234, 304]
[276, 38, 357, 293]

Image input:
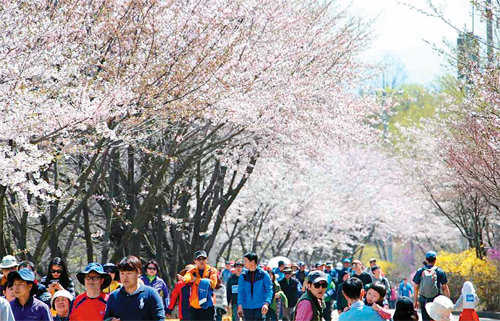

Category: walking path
[330, 310, 498, 321]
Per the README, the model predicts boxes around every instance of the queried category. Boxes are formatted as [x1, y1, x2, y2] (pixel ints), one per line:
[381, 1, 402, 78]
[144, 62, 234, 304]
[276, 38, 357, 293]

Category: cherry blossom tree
[0, 0, 383, 278]
[216, 146, 459, 263]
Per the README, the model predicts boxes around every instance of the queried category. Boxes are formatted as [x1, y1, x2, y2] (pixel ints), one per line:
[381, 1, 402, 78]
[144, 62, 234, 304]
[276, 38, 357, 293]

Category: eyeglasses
[84, 276, 102, 281]
[51, 269, 63, 274]
[195, 257, 207, 261]
[313, 282, 328, 289]
[147, 267, 157, 270]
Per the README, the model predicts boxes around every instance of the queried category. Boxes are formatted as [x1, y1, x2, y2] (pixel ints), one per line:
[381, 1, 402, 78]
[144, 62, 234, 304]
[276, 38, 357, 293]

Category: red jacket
[167, 280, 191, 320]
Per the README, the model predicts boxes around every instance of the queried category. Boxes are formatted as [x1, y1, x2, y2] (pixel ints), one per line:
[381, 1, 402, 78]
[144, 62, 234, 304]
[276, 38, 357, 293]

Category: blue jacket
[237, 268, 273, 309]
[10, 297, 52, 321]
[140, 275, 170, 309]
[338, 300, 384, 321]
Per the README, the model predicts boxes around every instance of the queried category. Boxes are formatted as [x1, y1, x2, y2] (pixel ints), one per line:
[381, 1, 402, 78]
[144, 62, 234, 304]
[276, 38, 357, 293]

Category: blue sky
[340, 0, 479, 85]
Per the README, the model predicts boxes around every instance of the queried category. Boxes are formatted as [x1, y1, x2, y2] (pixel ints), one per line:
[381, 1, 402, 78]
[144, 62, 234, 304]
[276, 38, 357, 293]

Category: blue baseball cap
[76, 263, 112, 289]
[426, 251, 437, 260]
[7, 268, 36, 284]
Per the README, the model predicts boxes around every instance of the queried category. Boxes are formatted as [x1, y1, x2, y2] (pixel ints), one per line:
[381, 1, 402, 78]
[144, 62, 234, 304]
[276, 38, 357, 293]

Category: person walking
[166, 265, 193, 321]
[183, 250, 218, 321]
[51, 290, 73, 321]
[337, 259, 351, 284]
[41, 257, 76, 298]
[278, 266, 300, 321]
[425, 295, 453, 321]
[273, 261, 286, 282]
[237, 252, 273, 321]
[337, 278, 383, 321]
[413, 251, 450, 321]
[371, 266, 391, 302]
[140, 260, 170, 309]
[388, 282, 398, 309]
[0, 255, 18, 293]
[294, 271, 328, 321]
[227, 260, 244, 321]
[336, 273, 350, 315]
[295, 263, 308, 286]
[266, 269, 287, 321]
[8, 268, 52, 321]
[70, 263, 111, 321]
[365, 258, 377, 282]
[393, 297, 419, 321]
[18, 260, 51, 306]
[454, 281, 479, 321]
[399, 278, 414, 299]
[104, 255, 165, 321]
[350, 260, 371, 286]
[222, 261, 233, 285]
[102, 263, 121, 294]
[0, 296, 15, 321]
[214, 276, 228, 321]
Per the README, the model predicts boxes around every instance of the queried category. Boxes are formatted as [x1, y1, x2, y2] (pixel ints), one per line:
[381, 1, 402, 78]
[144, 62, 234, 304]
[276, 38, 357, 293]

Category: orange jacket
[183, 265, 218, 309]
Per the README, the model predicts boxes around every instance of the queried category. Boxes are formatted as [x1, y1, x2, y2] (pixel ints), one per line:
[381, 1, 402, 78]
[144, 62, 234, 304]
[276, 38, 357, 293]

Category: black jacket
[279, 277, 300, 307]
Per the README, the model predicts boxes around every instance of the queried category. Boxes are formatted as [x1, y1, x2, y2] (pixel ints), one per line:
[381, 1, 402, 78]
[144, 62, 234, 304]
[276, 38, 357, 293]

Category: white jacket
[454, 281, 479, 310]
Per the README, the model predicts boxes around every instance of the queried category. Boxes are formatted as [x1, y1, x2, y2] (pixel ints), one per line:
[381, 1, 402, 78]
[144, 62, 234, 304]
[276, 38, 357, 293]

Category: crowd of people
[0, 250, 480, 321]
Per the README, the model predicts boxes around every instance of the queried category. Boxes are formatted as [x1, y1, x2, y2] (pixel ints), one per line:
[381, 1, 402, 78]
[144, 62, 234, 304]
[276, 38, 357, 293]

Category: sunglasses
[313, 282, 328, 289]
[147, 267, 157, 270]
[84, 276, 102, 281]
[51, 269, 63, 274]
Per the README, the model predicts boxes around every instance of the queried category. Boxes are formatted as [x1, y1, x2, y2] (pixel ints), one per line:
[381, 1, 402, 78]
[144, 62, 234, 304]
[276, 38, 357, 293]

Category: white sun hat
[426, 295, 454, 321]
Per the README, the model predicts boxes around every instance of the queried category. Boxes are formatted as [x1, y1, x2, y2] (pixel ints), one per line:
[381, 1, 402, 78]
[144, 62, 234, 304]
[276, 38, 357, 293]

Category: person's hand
[372, 304, 380, 312]
[237, 306, 244, 319]
[54, 282, 63, 291]
[414, 301, 420, 309]
[343, 306, 350, 312]
[274, 293, 281, 299]
[48, 283, 58, 293]
[261, 304, 269, 315]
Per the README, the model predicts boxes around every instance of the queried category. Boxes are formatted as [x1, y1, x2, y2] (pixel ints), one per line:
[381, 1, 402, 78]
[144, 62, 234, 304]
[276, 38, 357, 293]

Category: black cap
[278, 260, 285, 266]
[371, 265, 380, 272]
[234, 260, 244, 267]
[308, 270, 328, 284]
[194, 250, 208, 259]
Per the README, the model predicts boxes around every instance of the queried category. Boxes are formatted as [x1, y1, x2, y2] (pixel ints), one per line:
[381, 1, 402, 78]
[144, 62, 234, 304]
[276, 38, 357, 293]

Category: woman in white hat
[454, 281, 479, 321]
[51, 289, 73, 321]
[425, 295, 454, 321]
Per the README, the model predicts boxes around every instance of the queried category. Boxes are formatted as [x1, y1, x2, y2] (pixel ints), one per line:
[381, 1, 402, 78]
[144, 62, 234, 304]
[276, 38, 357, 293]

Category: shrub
[437, 248, 499, 311]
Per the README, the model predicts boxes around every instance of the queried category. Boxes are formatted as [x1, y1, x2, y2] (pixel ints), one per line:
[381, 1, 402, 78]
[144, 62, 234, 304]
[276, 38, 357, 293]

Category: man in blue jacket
[338, 278, 383, 321]
[237, 252, 273, 321]
[8, 268, 52, 321]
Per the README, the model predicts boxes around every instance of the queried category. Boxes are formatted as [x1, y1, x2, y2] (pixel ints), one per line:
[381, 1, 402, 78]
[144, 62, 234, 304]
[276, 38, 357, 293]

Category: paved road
[330, 310, 497, 321]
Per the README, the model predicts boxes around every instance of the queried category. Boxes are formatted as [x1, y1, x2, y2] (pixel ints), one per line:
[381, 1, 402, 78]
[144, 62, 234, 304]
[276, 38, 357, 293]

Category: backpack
[419, 266, 440, 298]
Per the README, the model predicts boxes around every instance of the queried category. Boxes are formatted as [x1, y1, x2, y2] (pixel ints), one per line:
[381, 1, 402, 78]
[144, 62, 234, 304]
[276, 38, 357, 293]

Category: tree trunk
[83, 201, 94, 263]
